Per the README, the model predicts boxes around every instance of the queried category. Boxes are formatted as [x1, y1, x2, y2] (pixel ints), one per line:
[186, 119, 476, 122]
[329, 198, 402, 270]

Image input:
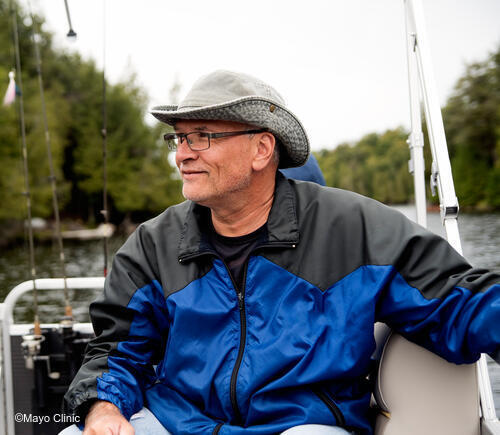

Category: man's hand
[82, 400, 134, 435]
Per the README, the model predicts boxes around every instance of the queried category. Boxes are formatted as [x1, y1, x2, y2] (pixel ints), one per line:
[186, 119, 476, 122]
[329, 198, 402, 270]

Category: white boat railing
[405, 0, 499, 430]
[0, 277, 104, 435]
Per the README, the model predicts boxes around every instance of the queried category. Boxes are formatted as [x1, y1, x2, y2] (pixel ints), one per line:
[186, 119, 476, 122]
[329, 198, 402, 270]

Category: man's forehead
[174, 119, 254, 132]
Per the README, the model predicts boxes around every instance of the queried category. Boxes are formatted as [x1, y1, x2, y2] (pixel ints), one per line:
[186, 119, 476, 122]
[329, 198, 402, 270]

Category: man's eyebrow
[175, 126, 209, 133]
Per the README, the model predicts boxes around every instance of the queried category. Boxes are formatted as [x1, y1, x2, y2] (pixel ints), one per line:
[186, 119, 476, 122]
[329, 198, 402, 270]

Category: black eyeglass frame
[163, 129, 267, 151]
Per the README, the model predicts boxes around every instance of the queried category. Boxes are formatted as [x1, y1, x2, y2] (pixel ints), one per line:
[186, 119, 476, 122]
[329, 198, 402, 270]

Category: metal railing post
[404, 4, 427, 228]
[1, 278, 104, 435]
[405, 0, 499, 425]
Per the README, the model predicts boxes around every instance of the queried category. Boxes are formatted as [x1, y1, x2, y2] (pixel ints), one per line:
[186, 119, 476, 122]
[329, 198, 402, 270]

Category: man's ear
[252, 132, 276, 172]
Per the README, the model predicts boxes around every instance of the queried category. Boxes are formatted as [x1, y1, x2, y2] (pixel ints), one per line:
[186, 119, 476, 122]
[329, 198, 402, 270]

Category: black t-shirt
[209, 221, 267, 292]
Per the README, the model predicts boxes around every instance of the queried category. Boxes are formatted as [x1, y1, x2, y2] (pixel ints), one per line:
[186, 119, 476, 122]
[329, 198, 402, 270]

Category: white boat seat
[372, 323, 479, 435]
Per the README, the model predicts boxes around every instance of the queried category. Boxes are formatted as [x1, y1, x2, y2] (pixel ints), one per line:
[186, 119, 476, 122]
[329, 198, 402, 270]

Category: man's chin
[182, 188, 210, 205]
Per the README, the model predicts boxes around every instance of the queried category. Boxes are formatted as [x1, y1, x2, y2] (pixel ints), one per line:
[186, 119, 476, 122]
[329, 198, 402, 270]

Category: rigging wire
[10, 0, 41, 336]
[27, 0, 73, 320]
[101, 0, 110, 277]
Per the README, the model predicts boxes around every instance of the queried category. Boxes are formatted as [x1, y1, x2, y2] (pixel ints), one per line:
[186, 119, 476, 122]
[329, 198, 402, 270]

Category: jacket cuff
[96, 377, 139, 420]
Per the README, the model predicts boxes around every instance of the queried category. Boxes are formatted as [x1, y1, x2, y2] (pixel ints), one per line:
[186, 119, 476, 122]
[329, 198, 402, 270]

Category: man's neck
[210, 179, 275, 237]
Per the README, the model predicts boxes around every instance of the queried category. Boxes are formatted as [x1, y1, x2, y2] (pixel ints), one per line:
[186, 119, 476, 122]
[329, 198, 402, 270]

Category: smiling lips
[181, 169, 207, 179]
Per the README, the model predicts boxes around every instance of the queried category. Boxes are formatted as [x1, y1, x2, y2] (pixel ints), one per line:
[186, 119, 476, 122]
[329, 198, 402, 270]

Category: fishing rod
[101, 0, 110, 277]
[27, 0, 73, 321]
[10, 1, 41, 338]
[63, 0, 77, 40]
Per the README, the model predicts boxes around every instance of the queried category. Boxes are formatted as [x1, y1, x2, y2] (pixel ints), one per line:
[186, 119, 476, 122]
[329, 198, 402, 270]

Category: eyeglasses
[163, 129, 267, 151]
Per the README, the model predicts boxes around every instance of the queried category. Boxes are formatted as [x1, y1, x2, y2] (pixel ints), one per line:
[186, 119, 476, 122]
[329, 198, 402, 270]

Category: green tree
[317, 47, 500, 210]
[316, 127, 413, 204]
[0, 0, 182, 237]
[0, 3, 68, 220]
[443, 45, 500, 209]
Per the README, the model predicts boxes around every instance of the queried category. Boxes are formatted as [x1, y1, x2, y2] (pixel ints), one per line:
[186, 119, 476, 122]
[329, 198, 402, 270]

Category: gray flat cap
[150, 70, 310, 168]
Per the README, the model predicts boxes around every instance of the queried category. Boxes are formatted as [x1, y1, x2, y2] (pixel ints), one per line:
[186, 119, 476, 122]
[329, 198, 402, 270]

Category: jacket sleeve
[369, 204, 500, 364]
[63, 224, 169, 420]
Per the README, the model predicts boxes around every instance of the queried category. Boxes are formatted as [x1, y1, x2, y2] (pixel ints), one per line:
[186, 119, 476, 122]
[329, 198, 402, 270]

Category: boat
[0, 0, 499, 434]
[61, 223, 115, 241]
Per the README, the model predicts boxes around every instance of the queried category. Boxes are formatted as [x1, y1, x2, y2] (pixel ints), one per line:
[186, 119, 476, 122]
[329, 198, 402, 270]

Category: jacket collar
[178, 172, 299, 261]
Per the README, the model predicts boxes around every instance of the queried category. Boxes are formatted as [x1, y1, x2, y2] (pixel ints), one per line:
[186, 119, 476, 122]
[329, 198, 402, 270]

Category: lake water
[0, 206, 499, 415]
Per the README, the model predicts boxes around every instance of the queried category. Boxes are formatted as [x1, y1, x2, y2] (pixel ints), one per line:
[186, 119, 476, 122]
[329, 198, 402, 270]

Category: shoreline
[1, 204, 498, 249]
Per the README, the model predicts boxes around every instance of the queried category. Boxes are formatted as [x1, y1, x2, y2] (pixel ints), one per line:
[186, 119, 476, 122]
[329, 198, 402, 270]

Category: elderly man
[63, 70, 500, 435]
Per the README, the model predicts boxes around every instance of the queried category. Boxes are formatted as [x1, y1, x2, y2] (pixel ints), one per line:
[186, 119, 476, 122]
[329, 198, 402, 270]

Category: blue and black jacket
[64, 173, 500, 434]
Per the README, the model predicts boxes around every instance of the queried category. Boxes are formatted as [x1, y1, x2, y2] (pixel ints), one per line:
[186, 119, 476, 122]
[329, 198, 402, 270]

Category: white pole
[406, 0, 498, 423]
[404, 3, 427, 228]
[407, 0, 460, 249]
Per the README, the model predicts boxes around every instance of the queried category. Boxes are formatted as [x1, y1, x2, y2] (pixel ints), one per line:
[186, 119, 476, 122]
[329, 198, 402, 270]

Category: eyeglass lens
[166, 132, 209, 151]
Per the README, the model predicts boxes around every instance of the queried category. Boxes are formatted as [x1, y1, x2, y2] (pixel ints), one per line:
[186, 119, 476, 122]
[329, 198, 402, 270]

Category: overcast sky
[22, 0, 500, 150]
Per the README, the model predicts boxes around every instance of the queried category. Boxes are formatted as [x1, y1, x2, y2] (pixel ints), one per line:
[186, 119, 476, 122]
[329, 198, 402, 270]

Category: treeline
[315, 128, 414, 204]
[0, 1, 182, 241]
[443, 47, 500, 209]
[316, 45, 500, 210]
[1, 2, 498, 247]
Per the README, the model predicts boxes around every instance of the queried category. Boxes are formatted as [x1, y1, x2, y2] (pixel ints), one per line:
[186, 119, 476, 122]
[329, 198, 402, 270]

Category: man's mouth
[181, 170, 206, 179]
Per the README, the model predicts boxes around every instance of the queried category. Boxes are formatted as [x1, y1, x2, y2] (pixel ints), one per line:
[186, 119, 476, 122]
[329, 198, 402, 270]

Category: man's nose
[175, 140, 199, 163]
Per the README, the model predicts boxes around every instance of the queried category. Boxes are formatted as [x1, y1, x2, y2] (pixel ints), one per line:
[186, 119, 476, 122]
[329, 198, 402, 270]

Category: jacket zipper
[179, 249, 249, 423]
[212, 422, 223, 434]
[179, 242, 297, 425]
[313, 388, 346, 427]
[228, 262, 248, 424]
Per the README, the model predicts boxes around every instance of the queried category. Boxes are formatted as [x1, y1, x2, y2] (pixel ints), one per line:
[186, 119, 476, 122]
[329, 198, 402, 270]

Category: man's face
[174, 119, 259, 207]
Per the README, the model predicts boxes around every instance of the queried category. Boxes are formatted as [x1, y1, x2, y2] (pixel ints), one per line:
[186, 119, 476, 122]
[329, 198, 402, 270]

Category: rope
[27, 0, 73, 320]
[10, 0, 41, 336]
